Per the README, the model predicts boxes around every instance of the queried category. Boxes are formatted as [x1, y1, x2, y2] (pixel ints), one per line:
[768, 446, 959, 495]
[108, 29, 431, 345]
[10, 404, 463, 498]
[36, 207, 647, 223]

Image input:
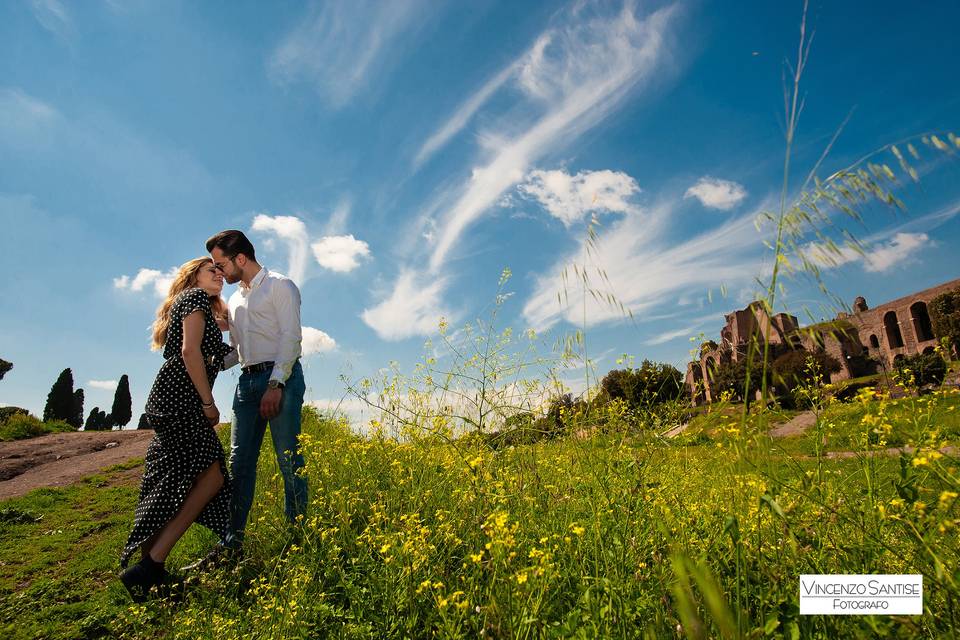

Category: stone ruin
[685, 277, 960, 405]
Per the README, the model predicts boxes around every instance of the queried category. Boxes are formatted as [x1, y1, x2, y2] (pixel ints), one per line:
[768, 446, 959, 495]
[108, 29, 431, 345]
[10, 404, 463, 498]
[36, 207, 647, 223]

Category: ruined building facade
[685, 277, 960, 405]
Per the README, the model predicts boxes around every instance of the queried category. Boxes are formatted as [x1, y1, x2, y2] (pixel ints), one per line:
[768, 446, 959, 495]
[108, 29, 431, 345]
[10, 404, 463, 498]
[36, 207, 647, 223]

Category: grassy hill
[2, 387, 959, 638]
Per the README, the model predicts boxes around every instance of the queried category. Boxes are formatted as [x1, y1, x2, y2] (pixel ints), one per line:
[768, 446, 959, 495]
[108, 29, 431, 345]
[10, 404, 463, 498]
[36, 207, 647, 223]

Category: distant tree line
[41, 369, 132, 431]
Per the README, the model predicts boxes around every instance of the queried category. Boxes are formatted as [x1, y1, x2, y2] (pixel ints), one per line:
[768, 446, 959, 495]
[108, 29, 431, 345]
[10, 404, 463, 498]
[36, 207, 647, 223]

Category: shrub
[0, 406, 29, 424]
[772, 349, 841, 395]
[599, 360, 685, 410]
[929, 288, 960, 355]
[0, 413, 73, 441]
[710, 358, 770, 403]
[895, 352, 947, 387]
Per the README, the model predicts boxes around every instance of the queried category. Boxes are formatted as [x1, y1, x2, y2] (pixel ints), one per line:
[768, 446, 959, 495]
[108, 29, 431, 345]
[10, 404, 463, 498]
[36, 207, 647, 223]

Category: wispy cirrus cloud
[523, 196, 771, 332]
[361, 269, 453, 341]
[268, 0, 428, 108]
[642, 313, 718, 346]
[425, 2, 680, 272]
[29, 0, 73, 42]
[0, 88, 61, 146]
[800, 232, 931, 273]
[251, 214, 311, 285]
[684, 176, 747, 210]
[365, 1, 682, 341]
[414, 60, 520, 168]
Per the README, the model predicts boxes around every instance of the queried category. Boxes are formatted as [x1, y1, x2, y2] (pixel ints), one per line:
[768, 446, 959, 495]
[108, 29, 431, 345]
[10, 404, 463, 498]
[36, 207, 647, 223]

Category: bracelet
[201, 400, 215, 409]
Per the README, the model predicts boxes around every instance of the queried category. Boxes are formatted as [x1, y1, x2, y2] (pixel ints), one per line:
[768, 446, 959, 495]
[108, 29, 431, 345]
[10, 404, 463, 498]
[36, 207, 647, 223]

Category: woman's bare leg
[145, 462, 225, 563]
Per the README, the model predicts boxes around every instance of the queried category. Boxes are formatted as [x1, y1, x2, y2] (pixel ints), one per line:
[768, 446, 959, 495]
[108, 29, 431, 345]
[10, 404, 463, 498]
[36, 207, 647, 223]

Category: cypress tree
[70, 388, 84, 430]
[85, 406, 110, 431]
[0, 358, 12, 381]
[110, 375, 132, 428]
[43, 368, 75, 423]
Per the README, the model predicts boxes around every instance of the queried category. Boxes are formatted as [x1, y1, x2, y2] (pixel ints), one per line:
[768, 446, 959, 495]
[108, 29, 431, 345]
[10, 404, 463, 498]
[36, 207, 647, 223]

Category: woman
[119, 257, 234, 601]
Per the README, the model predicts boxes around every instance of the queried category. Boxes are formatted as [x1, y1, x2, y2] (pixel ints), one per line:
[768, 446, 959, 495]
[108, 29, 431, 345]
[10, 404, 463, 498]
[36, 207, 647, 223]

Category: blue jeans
[226, 360, 307, 545]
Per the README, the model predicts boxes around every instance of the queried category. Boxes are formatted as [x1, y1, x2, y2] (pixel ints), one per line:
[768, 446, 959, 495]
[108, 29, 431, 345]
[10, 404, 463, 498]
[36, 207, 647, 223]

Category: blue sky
[2, 0, 959, 424]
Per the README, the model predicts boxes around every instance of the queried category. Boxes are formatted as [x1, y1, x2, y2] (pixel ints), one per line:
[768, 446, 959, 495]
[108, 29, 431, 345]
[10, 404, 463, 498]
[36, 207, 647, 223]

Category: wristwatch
[267, 380, 285, 390]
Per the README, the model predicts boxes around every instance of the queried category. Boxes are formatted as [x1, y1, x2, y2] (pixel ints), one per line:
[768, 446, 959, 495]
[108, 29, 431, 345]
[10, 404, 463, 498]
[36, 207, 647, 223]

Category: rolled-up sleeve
[269, 279, 302, 384]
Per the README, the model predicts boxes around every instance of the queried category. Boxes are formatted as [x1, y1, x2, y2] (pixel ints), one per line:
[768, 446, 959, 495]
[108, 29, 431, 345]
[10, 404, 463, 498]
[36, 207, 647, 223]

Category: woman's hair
[150, 257, 227, 350]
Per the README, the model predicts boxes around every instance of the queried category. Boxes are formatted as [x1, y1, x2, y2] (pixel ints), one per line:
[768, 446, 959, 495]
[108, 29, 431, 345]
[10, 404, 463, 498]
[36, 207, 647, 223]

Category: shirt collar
[240, 267, 268, 294]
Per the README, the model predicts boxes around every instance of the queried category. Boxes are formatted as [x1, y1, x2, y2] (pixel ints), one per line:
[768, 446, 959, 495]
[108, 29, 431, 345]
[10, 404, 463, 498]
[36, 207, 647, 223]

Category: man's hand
[260, 387, 283, 419]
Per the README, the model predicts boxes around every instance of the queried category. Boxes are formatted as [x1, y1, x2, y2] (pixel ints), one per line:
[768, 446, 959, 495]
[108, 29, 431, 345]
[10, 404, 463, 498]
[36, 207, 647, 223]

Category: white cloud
[863, 232, 929, 272]
[113, 267, 177, 298]
[29, 0, 73, 41]
[366, 3, 680, 342]
[643, 314, 718, 346]
[426, 3, 679, 271]
[361, 270, 453, 341]
[414, 59, 519, 167]
[799, 232, 930, 274]
[311, 235, 371, 273]
[518, 168, 641, 227]
[523, 199, 771, 331]
[251, 214, 310, 285]
[324, 200, 352, 236]
[302, 326, 337, 356]
[268, 0, 427, 108]
[88, 380, 118, 391]
[684, 176, 747, 210]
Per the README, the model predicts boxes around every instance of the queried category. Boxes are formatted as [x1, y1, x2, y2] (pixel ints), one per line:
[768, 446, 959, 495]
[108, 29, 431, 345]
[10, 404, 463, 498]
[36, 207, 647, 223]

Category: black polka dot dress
[120, 288, 234, 567]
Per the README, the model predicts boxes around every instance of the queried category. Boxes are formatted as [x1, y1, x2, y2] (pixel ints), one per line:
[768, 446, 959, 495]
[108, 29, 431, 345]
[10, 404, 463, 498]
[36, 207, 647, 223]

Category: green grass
[769, 388, 960, 457]
[0, 473, 139, 639]
[4, 400, 960, 639]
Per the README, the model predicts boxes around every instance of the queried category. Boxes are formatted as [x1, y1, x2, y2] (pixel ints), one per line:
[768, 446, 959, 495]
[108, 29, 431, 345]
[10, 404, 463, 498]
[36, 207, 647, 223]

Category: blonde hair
[150, 257, 227, 350]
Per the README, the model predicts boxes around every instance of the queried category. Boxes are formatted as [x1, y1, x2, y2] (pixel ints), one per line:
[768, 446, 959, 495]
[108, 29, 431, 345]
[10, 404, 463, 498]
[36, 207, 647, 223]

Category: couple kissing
[119, 230, 308, 601]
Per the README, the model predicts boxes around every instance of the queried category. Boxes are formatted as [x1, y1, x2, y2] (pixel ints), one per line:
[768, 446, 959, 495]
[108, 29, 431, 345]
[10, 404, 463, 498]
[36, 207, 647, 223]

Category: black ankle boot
[120, 556, 168, 602]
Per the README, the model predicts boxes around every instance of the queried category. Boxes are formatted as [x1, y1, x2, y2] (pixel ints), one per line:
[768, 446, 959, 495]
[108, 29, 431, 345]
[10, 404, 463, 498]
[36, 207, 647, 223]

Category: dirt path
[767, 411, 817, 438]
[0, 430, 153, 501]
[823, 445, 958, 459]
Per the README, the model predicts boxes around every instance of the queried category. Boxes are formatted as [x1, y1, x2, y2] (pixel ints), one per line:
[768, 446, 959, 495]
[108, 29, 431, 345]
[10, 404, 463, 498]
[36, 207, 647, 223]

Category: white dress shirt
[225, 267, 302, 384]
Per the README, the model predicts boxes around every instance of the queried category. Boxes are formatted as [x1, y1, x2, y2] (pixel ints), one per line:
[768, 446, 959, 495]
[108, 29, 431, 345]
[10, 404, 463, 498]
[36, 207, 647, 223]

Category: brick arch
[910, 300, 934, 343]
[690, 362, 706, 404]
[884, 310, 904, 349]
[869, 334, 880, 349]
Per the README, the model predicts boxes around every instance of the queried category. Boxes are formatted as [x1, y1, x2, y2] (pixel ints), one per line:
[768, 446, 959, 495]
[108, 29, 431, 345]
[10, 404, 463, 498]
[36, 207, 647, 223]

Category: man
[194, 229, 307, 564]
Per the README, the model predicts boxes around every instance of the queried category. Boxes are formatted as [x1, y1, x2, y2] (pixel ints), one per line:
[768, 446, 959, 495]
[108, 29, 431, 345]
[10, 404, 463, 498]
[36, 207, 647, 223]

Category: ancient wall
[847, 277, 960, 369]
[685, 276, 960, 403]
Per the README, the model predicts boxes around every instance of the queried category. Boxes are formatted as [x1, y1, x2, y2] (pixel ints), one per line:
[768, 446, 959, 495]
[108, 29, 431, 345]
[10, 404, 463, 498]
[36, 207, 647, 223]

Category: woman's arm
[182, 311, 219, 425]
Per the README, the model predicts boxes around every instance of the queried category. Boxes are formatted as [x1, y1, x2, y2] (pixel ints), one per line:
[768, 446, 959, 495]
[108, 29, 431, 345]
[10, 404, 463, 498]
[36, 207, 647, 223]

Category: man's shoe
[120, 556, 168, 603]
[181, 543, 242, 573]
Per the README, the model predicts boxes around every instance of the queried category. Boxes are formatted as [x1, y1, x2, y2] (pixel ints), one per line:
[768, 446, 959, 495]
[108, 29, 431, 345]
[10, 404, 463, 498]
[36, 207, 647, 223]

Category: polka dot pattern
[120, 288, 234, 567]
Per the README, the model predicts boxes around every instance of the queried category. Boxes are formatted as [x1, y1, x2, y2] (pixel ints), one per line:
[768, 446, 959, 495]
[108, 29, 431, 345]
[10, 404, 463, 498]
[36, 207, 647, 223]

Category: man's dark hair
[206, 230, 256, 262]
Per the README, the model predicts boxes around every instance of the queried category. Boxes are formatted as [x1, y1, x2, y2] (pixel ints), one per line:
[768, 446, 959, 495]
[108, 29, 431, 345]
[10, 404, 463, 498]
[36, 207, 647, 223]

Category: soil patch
[768, 411, 817, 438]
[0, 430, 153, 501]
